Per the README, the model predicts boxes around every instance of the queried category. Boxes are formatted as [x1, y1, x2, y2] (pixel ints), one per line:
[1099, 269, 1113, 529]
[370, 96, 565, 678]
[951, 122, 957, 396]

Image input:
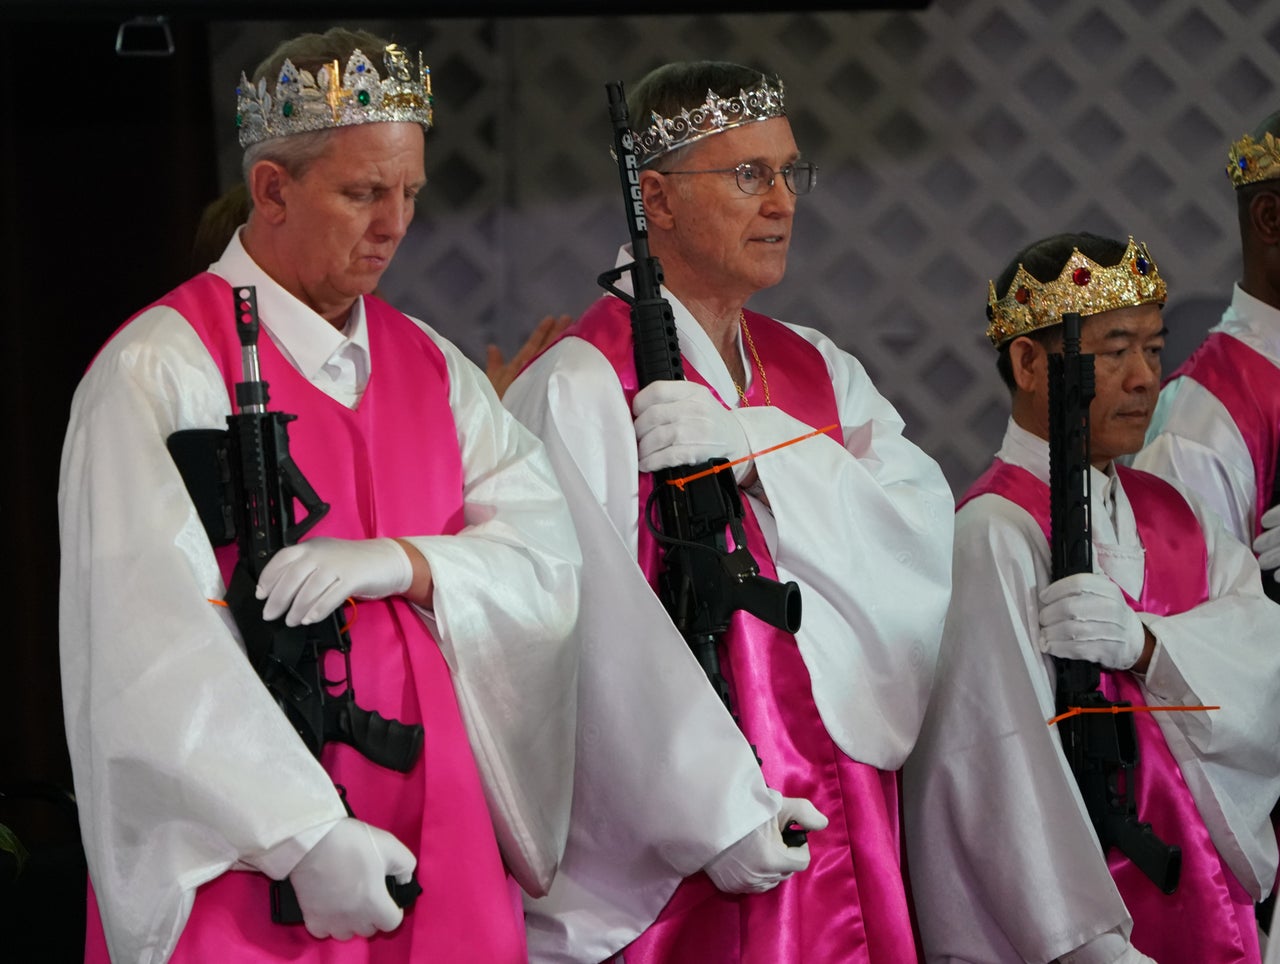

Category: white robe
[59, 233, 582, 963]
[504, 258, 953, 962]
[1134, 283, 1280, 543]
[904, 419, 1280, 964]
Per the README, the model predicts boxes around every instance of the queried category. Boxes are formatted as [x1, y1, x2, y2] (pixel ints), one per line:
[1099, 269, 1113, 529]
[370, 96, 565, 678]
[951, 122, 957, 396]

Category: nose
[760, 174, 795, 217]
[373, 194, 414, 242]
[1125, 347, 1160, 392]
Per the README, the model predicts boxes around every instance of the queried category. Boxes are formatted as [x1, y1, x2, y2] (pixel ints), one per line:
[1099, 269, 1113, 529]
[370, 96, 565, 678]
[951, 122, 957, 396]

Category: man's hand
[485, 314, 573, 398]
[289, 818, 416, 941]
[632, 381, 753, 482]
[1253, 504, 1280, 579]
[256, 537, 413, 626]
[1038, 572, 1147, 670]
[704, 794, 828, 894]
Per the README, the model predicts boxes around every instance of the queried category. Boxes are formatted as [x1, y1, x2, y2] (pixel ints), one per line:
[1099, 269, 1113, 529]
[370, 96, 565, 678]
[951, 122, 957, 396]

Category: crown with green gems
[1226, 131, 1280, 187]
[632, 75, 786, 167]
[235, 45, 433, 149]
[985, 237, 1167, 347]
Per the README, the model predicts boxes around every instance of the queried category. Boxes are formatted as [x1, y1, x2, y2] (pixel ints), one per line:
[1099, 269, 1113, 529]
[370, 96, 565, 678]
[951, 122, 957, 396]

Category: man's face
[1013, 302, 1165, 466]
[658, 116, 800, 302]
[274, 122, 425, 321]
[1081, 303, 1165, 464]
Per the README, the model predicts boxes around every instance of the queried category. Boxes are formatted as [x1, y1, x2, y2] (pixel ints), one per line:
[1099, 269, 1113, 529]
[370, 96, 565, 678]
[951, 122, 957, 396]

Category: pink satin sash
[571, 297, 917, 963]
[84, 275, 526, 962]
[1168, 331, 1280, 536]
[961, 460, 1258, 963]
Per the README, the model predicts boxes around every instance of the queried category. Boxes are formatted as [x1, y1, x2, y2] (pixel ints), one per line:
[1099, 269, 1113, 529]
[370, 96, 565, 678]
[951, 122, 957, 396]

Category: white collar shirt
[211, 229, 371, 408]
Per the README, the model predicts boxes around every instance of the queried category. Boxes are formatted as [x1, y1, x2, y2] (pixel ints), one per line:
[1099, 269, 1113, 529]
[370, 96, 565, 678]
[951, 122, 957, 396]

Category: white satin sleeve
[504, 337, 777, 963]
[396, 322, 582, 897]
[1134, 375, 1258, 544]
[58, 307, 347, 964]
[903, 493, 1134, 963]
[1132, 477, 1280, 898]
[735, 324, 954, 768]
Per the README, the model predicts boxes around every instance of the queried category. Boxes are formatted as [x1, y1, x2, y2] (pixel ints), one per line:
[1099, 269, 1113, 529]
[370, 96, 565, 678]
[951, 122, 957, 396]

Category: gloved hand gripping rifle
[166, 286, 423, 922]
[1048, 310, 1181, 894]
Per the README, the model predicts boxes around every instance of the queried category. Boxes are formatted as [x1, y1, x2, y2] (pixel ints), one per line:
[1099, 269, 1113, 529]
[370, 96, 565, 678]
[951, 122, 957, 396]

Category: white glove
[288, 817, 416, 941]
[1038, 572, 1145, 670]
[1253, 504, 1280, 577]
[704, 794, 828, 894]
[257, 536, 413, 626]
[632, 380, 753, 482]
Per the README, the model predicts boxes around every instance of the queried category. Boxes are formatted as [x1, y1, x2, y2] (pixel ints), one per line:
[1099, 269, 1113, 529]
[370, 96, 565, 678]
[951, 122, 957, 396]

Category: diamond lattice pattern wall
[210, 1, 1280, 492]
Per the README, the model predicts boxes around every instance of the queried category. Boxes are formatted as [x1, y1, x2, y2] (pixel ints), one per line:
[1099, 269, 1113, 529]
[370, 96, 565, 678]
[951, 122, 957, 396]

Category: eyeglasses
[662, 160, 818, 197]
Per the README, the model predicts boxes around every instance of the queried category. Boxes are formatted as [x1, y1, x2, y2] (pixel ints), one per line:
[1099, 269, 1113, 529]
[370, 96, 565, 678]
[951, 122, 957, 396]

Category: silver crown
[235, 45, 433, 148]
[633, 76, 786, 167]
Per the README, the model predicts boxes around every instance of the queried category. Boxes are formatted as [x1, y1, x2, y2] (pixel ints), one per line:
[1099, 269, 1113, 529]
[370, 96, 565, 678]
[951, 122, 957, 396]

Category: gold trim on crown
[236, 45, 433, 149]
[633, 76, 786, 167]
[1226, 131, 1280, 187]
[985, 237, 1167, 347]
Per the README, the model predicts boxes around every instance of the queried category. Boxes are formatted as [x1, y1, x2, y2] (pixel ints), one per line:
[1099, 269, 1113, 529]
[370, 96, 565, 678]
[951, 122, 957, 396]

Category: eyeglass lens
[738, 161, 817, 195]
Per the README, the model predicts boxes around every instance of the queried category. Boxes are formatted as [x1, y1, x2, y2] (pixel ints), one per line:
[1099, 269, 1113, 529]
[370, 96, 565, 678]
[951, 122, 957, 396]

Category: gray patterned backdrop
[208, 0, 1280, 492]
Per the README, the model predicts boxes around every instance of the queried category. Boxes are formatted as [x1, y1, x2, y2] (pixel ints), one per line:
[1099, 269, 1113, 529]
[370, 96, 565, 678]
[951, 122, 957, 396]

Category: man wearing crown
[59, 27, 581, 963]
[903, 232, 1280, 963]
[1135, 113, 1280, 588]
[505, 61, 953, 963]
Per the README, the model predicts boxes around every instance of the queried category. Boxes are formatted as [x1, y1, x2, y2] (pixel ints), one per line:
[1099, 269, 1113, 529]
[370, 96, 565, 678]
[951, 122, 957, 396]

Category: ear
[1249, 189, 1280, 245]
[639, 169, 677, 231]
[1006, 336, 1044, 394]
[247, 159, 291, 226]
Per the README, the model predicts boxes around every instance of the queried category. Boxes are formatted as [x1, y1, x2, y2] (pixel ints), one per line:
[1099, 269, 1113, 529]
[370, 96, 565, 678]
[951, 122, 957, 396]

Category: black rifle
[600, 82, 805, 844]
[1048, 310, 1181, 894]
[166, 285, 423, 922]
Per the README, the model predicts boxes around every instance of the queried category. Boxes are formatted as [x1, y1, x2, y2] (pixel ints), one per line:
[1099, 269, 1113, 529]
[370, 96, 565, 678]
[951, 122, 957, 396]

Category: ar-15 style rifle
[1048, 310, 1181, 894]
[600, 82, 805, 844]
[166, 285, 423, 922]
[1259, 463, 1280, 604]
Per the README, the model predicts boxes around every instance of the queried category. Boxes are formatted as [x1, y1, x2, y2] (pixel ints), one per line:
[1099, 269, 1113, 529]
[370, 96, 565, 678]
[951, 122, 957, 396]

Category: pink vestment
[84, 274, 527, 962]
[568, 296, 918, 964]
[961, 460, 1260, 963]
[1166, 331, 1280, 536]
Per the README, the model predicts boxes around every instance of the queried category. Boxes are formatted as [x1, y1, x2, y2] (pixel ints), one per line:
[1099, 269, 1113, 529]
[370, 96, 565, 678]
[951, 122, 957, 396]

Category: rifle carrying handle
[269, 873, 424, 925]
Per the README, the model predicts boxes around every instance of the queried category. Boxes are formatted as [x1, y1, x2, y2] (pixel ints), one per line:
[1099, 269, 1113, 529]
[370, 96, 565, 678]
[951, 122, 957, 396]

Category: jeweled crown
[633, 75, 786, 167]
[1226, 131, 1280, 187]
[236, 45, 432, 149]
[985, 237, 1167, 347]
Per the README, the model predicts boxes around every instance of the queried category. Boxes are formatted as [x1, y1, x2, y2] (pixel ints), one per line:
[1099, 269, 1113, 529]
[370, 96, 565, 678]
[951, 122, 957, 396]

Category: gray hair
[627, 60, 775, 172]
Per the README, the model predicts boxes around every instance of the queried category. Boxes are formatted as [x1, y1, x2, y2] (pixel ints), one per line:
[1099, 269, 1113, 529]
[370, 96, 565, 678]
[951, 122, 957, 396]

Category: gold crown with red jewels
[1226, 131, 1280, 187]
[985, 237, 1167, 347]
[632, 75, 786, 167]
[236, 45, 432, 148]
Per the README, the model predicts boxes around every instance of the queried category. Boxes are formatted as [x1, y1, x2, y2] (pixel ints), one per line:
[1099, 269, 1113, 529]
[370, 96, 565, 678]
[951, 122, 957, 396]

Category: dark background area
[1, 17, 218, 959]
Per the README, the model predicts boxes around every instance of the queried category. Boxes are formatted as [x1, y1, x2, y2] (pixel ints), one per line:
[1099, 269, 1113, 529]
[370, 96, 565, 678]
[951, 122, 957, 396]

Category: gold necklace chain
[733, 310, 771, 407]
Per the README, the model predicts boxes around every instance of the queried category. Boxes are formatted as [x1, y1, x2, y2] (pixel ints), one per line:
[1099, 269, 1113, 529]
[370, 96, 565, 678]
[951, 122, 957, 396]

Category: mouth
[751, 235, 787, 245]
